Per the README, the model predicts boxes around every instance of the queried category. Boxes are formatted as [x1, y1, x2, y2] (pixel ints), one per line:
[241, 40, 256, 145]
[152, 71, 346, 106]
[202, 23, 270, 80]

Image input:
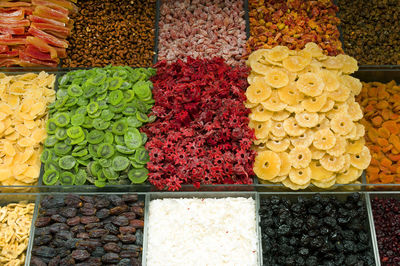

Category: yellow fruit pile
[246, 43, 371, 190]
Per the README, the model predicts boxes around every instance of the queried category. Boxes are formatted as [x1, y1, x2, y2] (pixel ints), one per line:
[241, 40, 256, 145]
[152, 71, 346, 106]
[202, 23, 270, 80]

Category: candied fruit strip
[31, 22, 70, 39]
[32, 0, 69, 16]
[0, 2, 31, 8]
[19, 50, 58, 67]
[0, 18, 30, 27]
[0, 26, 25, 35]
[26, 36, 57, 58]
[33, 5, 69, 23]
[28, 27, 68, 48]
[29, 14, 65, 27]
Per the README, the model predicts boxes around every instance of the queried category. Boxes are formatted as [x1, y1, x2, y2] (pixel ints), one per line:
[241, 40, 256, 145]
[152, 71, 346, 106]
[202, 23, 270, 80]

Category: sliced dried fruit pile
[41, 66, 155, 187]
[371, 197, 400, 264]
[31, 194, 144, 265]
[143, 58, 255, 190]
[0, 0, 77, 67]
[356, 81, 400, 184]
[246, 0, 342, 58]
[260, 193, 375, 265]
[0, 72, 55, 186]
[246, 43, 370, 190]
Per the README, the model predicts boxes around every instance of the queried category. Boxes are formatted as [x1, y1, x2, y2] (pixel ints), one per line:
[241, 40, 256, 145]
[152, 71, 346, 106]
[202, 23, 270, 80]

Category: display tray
[6, 191, 388, 266]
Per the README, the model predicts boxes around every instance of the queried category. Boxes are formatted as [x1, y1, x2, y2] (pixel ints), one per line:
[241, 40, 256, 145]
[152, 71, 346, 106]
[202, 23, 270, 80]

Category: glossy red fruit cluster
[143, 57, 256, 190]
[371, 197, 400, 265]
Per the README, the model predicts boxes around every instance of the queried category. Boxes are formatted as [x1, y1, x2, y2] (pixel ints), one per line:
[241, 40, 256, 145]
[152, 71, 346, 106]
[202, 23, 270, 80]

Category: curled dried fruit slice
[309, 160, 333, 181]
[327, 136, 347, 157]
[244, 101, 258, 109]
[282, 177, 310, 190]
[312, 176, 336, 189]
[355, 124, 365, 139]
[285, 103, 304, 113]
[331, 114, 354, 136]
[326, 102, 349, 120]
[112, 156, 130, 172]
[310, 145, 325, 160]
[249, 105, 273, 122]
[43, 169, 59, 185]
[322, 56, 343, 69]
[302, 94, 327, 112]
[268, 175, 287, 183]
[350, 146, 371, 170]
[347, 100, 363, 121]
[245, 79, 272, 103]
[315, 117, 330, 131]
[266, 46, 290, 62]
[266, 138, 290, 153]
[320, 70, 339, 92]
[270, 121, 286, 138]
[278, 82, 304, 106]
[251, 60, 269, 75]
[336, 167, 361, 184]
[320, 154, 345, 172]
[347, 138, 365, 154]
[272, 110, 290, 121]
[291, 130, 314, 148]
[247, 72, 264, 85]
[289, 146, 312, 169]
[282, 53, 311, 72]
[328, 86, 350, 102]
[289, 167, 311, 185]
[295, 112, 319, 128]
[304, 42, 323, 58]
[261, 91, 287, 112]
[340, 75, 362, 95]
[297, 73, 324, 97]
[254, 150, 281, 180]
[278, 152, 291, 176]
[249, 120, 270, 139]
[313, 128, 336, 150]
[320, 99, 335, 113]
[264, 69, 289, 88]
[336, 54, 358, 74]
[283, 117, 305, 137]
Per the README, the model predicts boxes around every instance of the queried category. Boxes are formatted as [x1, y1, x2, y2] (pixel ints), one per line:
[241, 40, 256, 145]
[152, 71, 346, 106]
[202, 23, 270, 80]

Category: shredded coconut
[147, 197, 258, 266]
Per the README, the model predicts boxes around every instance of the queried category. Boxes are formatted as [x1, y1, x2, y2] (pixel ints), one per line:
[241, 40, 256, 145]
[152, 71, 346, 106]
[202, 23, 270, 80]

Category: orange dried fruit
[389, 134, 400, 151]
[295, 111, 319, 128]
[378, 127, 391, 139]
[302, 94, 327, 112]
[245, 78, 272, 103]
[382, 121, 399, 135]
[313, 128, 336, 150]
[291, 130, 314, 148]
[297, 73, 324, 97]
[261, 91, 287, 111]
[254, 150, 281, 180]
[283, 117, 306, 137]
[320, 154, 345, 172]
[289, 166, 312, 185]
[309, 160, 333, 181]
[350, 146, 371, 170]
[330, 114, 355, 136]
[289, 146, 312, 169]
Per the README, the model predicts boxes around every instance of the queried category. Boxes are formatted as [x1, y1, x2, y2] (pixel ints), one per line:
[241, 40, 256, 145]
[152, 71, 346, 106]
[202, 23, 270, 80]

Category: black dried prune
[118, 234, 136, 243]
[119, 226, 136, 234]
[105, 223, 119, 235]
[67, 216, 81, 226]
[51, 214, 67, 223]
[33, 246, 56, 258]
[59, 207, 77, 218]
[71, 250, 90, 261]
[101, 234, 119, 242]
[65, 194, 82, 207]
[35, 217, 51, 227]
[80, 207, 96, 216]
[110, 205, 129, 215]
[102, 252, 120, 263]
[34, 235, 52, 246]
[56, 230, 74, 240]
[104, 242, 121, 253]
[92, 247, 106, 257]
[80, 216, 100, 224]
[49, 223, 69, 233]
[122, 194, 138, 203]
[96, 208, 110, 219]
[89, 228, 108, 238]
[112, 215, 129, 226]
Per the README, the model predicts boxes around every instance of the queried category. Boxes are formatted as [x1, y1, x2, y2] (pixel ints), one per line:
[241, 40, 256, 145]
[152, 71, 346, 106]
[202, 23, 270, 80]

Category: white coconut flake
[147, 197, 258, 266]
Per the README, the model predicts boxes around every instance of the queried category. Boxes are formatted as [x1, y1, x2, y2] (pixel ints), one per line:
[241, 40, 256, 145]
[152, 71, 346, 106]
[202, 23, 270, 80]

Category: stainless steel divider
[365, 193, 381, 266]
[24, 194, 40, 266]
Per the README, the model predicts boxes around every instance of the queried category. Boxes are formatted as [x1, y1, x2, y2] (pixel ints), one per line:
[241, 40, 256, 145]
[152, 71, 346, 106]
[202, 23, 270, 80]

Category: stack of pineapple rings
[245, 43, 371, 190]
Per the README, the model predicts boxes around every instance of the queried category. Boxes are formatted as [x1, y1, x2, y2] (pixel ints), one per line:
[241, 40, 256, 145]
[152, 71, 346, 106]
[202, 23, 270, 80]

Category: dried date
[65, 194, 82, 207]
[33, 246, 56, 258]
[67, 216, 81, 226]
[72, 250, 90, 261]
[121, 212, 136, 220]
[80, 207, 97, 216]
[34, 235, 52, 246]
[49, 223, 69, 233]
[80, 216, 100, 224]
[101, 234, 120, 242]
[108, 195, 123, 206]
[89, 228, 108, 238]
[110, 205, 129, 215]
[130, 206, 144, 216]
[51, 214, 67, 223]
[112, 215, 129, 226]
[118, 234, 136, 243]
[76, 232, 90, 239]
[35, 217, 51, 227]
[120, 250, 139, 258]
[102, 252, 120, 263]
[96, 208, 110, 219]
[119, 226, 136, 234]
[59, 207, 77, 218]
[104, 223, 119, 235]
[130, 219, 144, 228]
[85, 222, 103, 230]
[104, 242, 121, 253]
[122, 194, 138, 203]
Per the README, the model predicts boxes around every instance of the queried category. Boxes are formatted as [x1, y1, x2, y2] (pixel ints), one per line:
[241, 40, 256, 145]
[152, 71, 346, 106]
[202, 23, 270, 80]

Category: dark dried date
[110, 205, 129, 215]
[122, 194, 138, 203]
[102, 252, 120, 263]
[49, 223, 69, 233]
[112, 215, 129, 226]
[35, 217, 51, 227]
[101, 234, 120, 242]
[59, 207, 78, 218]
[80, 207, 97, 216]
[96, 208, 110, 219]
[130, 219, 144, 228]
[104, 242, 121, 253]
[131, 206, 144, 216]
[121, 212, 136, 220]
[119, 226, 136, 234]
[105, 223, 119, 235]
[118, 234, 136, 243]
[71, 250, 90, 261]
[89, 228, 108, 238]
[67, 216, 81, 226]
[120, 250, 139, 258]
[85, 222, 103, 230]
[80, 216, 100, 224]
[76, 232, 90, 239]
[51, 214, 67, 223]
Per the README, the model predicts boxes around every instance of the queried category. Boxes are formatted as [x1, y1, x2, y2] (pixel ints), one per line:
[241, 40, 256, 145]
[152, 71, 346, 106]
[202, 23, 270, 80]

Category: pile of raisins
[31, 194, 144, 266]
[259, 193, 375, 265]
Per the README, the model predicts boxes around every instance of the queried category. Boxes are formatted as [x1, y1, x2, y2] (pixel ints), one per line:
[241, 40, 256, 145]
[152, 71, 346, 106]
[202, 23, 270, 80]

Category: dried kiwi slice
[88, 144, 100, 157]
[40, 149, 52, 163]
[71, 113, 85, 126]
[124, 90, 135, 102]
[124, 129, 142, 149]
[75, 169, 87, 185]
[45, 161, 59, 172]
[68, 84, 83, 97]
[108, 77, 124, 90]
[136, 111, 149, 122]
[77, 97, 89, 107]
[93, 118, 110, 131]
[100, 109, 114, 121]
[116, 145, 136, 155]
[128, 168, 148, 184]
[67, 126, 84, 139]
[109, 100, 126, 113]
[103, 167, 118, 180]
[114, 135, 125, 146]
[58, 155, 76, 170]
[44, 135, 58, 147]
[112, 156, 130, 171]
[94, 180, 106, 187]
[109, 90, 123, 105]
[97, 143, 115, 159]
[54, 112, 70, 127]
[104, 132, 114, 144]
[72, 148, 88, 157]
[43, 169, 59, 185]
[87, 102, 99, 115]
[134, 148, 150, 164]
[126, 116, 142, 128]
[71, 135, 85, 145]
[87, 130, 105, 144]
[64, 97, 78, 107]
[83, 85, 97, 99]
[99, 158, 111, 168]
[54, 142, 72, 156]
[55, 127, 68, 141]
[59, 172, 75, 186]
[112, 120, 128, 135]
[122, 106, 137, 116]
[46, 118, 58, 134]
[90, 161, 102, 177]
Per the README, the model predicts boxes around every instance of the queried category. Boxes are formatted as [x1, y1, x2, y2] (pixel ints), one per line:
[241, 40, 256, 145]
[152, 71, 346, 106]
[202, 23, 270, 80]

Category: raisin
[71, 250, 90, 261]
[35, 217, 51, 227]
[51, 214, 67, 223]
[119, 226, 136, 234]
[80, 216, 100, 224]
[89, 228, 108, 238]
[33, 246, 56, 258]
[104, 242, 121, 253]
[102, 252, 120, 263]
[118, 234, 136, 243]
[67, 216, 81, 226]
[80, 207, 97, 216]
[130, 219, 144, 228]
[112, 215, 129, 226]
[110, 205, 129, 215]
[59, 207, 78, 218]
[96, 208, 110, 219]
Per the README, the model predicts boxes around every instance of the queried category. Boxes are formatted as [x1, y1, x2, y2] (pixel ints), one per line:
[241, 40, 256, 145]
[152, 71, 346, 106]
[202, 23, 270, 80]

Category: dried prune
[118, 234, 136, 243]
[119, 226, 136, 234]
[71, 250, 90, 261]
[33, 246, 56, 258]
[102, 252, 120, 263]
[50, 223, 69, 233]
[112, 215, 129, 226]
[110, 205, 129, 215]
[89, 228, 108, 238]
[101, 234, 120, 242]
[104, 242, 121, 253]
[96, 208, 110, 219]
[80, 207, 97, 216]
[130, 219, 144, 228]
[35, 217, 51, 227]
[51, 214, 67, 223]
[80, 216, 100, 224]
[67, 216, 81, 226]
[60, 207, 78, 218]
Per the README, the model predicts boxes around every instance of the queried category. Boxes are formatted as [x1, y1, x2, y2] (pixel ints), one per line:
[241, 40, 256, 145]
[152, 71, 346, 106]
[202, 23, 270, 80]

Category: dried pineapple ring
[249, 105, 273, 122]
[245, 78, 272, 103]
[330, 114, 355, 136]
[247, 72, 263, 84]
[302, 94, 327, 112]
[247, 49, 269, 67]
[266, 46, 290, 62]
[283, 117, 306, 137]
[322, 56, 344, 69]
[355, 124, 365, 139]
[282, 55, 309, 72]
[254, 150, 281, 180]
[261, 91, 287, 111]
[310, 145, 325, 160]
[304, 42, 324, 58]
[315, 116, 330, 130]
[278, 152, 291, 176]
[270, 121, 286, 138]
[268, 175, 287, 183]
[309, 160, 334, 181]
[289, 167, 311, 185]
[350, 146, 371, 170]
[320, 154, 345, 172]
[297, 73, 324, 97]
[326, 102, 349, 120]
[320, 99, 335, 113]
[347, 138, 365, 154]
[328, 86, 350, 102]
[338, 154, 351, 173]
[295, 112, 319, 128]
[320, 70, 340, 92]
[278, 83, 304, 106]
[244, 101, 258, 109]
[285, 104, 305, 113]
[336, 54, 358, 74]
[264, 69, 289, 88]
[266, 138, 290, 153]
[282, 177, 310, 190]
[347, 100, 363, 121]
[269, 134, 284, 141]
[290, 129, 314, 148]
[313, 128, 336, 150]
[254, 138, 268, 145]
[312, 176, 336, 189]
[251, 61, 270, 75]
[336, 167, 361, 184]
[327, 136, 347, 157]
[272, 110, 291, 121]
[289, 146, 312, 169]
[250, 120, 271, 139]
[340, 75, 362, 96]
[345, 124, 358, 140]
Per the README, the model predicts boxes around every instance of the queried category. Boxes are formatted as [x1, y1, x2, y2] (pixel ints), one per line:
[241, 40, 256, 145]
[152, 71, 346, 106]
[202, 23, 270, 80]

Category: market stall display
[0, 72, 55, 186]
[31, 194, 144, 265]
[41, 66, 154, 187]
[246, 43, 370, 189]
